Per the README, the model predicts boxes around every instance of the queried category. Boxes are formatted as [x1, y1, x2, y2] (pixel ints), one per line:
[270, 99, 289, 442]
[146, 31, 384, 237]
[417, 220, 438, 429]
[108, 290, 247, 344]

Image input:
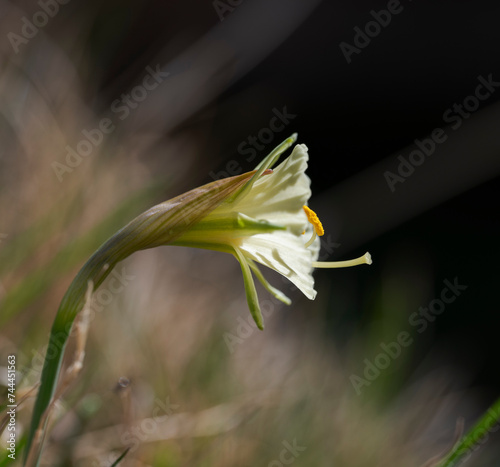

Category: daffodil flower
[27, 134, 371, 461]
[169, 133, 372, 329]
[55, 133, 370, 330]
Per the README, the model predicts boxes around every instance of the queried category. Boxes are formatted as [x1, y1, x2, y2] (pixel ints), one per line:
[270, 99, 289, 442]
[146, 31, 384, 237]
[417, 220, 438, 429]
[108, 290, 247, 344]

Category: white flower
[28, 134, 371, 460]
[172, 134, 371, 329]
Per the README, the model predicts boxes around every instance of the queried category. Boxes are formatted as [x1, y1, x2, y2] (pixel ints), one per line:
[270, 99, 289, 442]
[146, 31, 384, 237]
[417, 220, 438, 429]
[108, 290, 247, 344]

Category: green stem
[25, 244, 119, 465]
[24, 170, 256, 465]
[438, 396, 500, 466]
[25, 323, 68, 463]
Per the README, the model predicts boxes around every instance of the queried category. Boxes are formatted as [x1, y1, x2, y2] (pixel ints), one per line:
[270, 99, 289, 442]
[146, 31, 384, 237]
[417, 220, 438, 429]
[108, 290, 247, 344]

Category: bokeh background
[1, 0, 500, 465]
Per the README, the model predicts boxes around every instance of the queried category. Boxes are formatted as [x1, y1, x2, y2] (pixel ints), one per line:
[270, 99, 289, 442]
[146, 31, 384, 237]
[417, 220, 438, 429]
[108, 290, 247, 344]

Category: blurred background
[1, 0, 500, 465]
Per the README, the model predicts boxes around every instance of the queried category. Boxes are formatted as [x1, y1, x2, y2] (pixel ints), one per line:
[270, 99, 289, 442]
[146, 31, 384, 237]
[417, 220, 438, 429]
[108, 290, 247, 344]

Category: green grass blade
[437, 396, 500, 466]
[110, 447, 131, 466]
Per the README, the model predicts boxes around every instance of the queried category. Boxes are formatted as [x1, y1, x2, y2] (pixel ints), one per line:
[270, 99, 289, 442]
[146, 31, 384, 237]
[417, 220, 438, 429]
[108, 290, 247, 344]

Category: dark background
[91, 1, 500, 391]
[9, 0, 500, 406]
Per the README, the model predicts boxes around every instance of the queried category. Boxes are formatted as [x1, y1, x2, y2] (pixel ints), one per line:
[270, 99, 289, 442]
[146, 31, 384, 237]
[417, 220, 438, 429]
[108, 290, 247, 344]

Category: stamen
[313, 252, 372, 269]
[304, 230, 317, 248]
[303, 206, 324, 236]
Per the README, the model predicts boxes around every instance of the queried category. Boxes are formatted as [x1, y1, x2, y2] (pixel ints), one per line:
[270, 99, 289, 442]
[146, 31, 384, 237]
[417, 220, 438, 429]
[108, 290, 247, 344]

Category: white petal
[196, 143, 319, 302]
[238, 230, 318, 300]
[210, 144, 312, 236]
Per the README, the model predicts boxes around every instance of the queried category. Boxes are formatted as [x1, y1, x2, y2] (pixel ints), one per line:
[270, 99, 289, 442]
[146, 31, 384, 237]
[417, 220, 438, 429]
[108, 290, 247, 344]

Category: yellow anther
[303, 206, 324, 236]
